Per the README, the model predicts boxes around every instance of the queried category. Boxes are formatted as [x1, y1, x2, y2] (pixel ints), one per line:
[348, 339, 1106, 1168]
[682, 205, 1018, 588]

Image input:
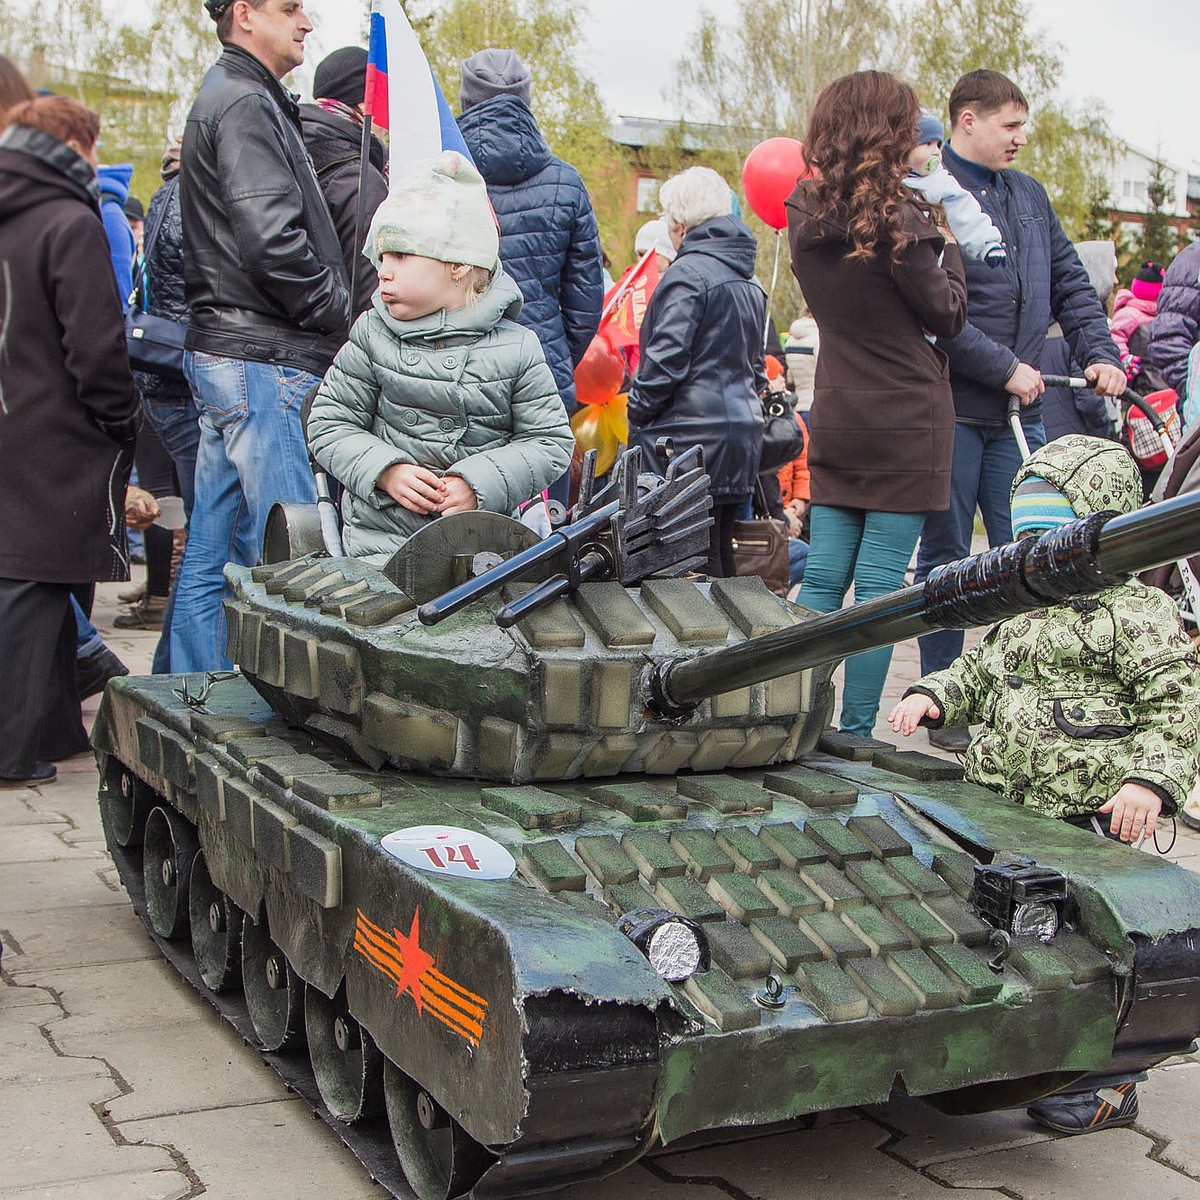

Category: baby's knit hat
[915, 112, 945, 147]
[1131, 260, 1165, 302]
[1010, 435, 1141, 540]
[460, 49, 531, 112]
[634, 218, 676, 263]
[367, 151, 498, 271]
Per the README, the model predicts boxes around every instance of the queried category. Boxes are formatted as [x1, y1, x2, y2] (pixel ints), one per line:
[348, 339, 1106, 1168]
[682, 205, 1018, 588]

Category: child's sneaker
[1026, 1082, 1138, 1134]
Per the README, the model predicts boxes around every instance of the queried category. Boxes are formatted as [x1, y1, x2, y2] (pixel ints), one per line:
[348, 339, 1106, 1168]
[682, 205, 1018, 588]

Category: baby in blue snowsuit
[907, 112, 1006, 267]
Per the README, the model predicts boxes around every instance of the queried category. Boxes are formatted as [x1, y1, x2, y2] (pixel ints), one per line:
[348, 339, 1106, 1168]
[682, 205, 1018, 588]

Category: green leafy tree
[1133, 157, 1178, 274]
[9, 0, 217, 205]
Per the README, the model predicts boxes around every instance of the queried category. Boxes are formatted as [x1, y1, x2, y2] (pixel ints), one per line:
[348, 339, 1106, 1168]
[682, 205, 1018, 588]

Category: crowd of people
[2, 0, 1200, 1128]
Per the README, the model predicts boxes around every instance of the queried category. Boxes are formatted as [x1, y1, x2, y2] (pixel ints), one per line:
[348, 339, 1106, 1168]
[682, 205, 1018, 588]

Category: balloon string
[764, 229, 782, 351]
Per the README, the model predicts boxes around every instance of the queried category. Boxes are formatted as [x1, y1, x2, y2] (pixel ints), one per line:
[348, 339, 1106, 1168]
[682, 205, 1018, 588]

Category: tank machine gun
[91, 450, 1200, 1200]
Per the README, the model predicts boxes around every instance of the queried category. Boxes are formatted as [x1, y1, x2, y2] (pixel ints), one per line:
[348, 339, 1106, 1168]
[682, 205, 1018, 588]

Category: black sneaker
[0, 762, 57, 788]
[926, 725, 972, 754]
[1027, 1083, 1139, 1134]
[76, 645, 130, 701]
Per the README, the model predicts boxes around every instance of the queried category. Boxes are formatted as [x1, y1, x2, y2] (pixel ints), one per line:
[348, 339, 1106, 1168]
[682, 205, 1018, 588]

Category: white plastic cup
[152, 495, 187, 530]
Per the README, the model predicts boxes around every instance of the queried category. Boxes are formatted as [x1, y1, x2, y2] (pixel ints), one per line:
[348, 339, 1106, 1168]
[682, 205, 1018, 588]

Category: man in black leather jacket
[172, 0, 350, 673]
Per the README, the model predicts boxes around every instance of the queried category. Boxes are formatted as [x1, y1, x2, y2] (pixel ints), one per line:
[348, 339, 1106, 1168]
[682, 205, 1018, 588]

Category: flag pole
[351, 0, 379, 329]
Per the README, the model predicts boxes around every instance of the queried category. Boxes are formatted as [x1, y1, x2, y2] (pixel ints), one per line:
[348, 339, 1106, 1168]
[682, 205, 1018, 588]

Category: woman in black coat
[628, 167, 766, 576]
[0, 97, 140, 785]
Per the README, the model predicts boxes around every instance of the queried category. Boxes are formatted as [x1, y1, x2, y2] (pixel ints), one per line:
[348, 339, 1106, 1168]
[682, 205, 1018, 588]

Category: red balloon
[574, 335, 625, 406]
[741, 138, 810, 230]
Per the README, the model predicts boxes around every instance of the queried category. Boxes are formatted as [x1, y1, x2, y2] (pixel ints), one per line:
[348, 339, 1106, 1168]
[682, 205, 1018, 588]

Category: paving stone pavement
[1, 577, 1196, 1200]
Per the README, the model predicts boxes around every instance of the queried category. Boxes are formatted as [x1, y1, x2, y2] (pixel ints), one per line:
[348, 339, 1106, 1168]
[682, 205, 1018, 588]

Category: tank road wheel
[188, 851, 243, 993]
[103, 762, 152, 850]
[305, 981, 384, 1122]
[241, 913, 306, 1051]
[384, 1061, 493, 1200]
[143, 806, 200, 940]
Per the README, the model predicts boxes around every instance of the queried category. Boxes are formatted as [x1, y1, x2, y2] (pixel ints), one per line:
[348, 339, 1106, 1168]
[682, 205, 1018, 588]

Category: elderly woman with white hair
[627, 166, 767, 576]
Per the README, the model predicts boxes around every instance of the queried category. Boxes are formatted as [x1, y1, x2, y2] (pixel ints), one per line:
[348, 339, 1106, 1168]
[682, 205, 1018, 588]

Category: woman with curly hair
[786, 70, 967, 738]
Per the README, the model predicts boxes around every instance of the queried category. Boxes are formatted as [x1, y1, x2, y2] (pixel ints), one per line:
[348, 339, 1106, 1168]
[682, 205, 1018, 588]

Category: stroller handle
[1040, 374, 1171, 434]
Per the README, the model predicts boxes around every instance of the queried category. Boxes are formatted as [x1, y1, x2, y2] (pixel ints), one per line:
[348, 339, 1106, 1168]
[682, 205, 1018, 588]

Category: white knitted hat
[367, 151, 498, 271]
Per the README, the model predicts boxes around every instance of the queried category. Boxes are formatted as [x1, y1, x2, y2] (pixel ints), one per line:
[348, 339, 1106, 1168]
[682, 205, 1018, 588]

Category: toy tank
[93, 448, 1200, 1200]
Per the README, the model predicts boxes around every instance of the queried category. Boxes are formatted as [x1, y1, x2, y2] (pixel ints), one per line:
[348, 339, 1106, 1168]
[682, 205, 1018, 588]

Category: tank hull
[93, 671, 1200, 1197]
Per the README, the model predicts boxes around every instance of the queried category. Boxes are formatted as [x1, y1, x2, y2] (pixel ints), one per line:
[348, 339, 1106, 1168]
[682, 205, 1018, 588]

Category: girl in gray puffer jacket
[307, 151, 574, 559]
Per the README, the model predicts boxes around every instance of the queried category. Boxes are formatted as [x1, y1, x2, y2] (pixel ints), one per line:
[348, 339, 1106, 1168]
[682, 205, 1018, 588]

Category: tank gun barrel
[648, 492, 1200, 718]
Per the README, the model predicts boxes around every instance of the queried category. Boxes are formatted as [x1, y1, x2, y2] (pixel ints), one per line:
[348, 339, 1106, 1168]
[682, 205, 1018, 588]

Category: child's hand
[438, 475, 478, 516]
[1099, 783, 1162, 844]
[377, 463, 446, 514]
[887, 693, 940, 736]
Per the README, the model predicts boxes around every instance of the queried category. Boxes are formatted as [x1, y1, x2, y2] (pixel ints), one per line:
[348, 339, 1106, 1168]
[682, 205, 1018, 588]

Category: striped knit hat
[1010, 475, 1076, 539]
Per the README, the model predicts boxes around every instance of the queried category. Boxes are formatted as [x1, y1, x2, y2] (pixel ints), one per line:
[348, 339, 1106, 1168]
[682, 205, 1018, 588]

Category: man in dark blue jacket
[457, 49, 602, 502]
[1147, 240, 1200, 398]
[914, 70, 1123, 747]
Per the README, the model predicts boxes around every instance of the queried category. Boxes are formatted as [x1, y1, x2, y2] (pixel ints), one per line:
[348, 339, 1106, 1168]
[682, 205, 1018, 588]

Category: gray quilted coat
[307, 270, 574, 557]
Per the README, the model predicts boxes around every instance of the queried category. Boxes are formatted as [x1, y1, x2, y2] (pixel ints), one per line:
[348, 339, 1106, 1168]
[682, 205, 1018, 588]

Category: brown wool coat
[786, 182, 967, 513]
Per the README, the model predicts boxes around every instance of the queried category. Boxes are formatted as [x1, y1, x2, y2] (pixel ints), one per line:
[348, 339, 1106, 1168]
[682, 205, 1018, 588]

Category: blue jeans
[170, 353, 318, 673]
[914, 418, 1046, 674]
[72, 595, 102, 657]
[798, 506, 926, 738]
[143, 392, 202, 674]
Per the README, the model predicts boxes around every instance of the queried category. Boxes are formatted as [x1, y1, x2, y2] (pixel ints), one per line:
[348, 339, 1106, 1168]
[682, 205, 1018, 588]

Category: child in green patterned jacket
[889, 434, 1200, 1135]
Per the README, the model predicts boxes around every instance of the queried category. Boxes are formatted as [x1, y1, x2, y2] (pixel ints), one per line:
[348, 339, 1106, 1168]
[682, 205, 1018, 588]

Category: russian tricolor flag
[365, 0, 473, 183]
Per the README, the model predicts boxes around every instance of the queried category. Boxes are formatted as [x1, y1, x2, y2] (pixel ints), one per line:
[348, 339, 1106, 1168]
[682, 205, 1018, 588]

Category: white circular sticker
[381, 825, 516, 880]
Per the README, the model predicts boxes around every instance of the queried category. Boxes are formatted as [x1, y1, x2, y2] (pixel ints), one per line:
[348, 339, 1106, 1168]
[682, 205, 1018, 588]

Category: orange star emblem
[391, 909, 435, 1013]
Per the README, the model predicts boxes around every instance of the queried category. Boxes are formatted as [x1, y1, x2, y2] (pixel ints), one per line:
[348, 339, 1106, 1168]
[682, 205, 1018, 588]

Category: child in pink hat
[1111, 260, 1165, 374]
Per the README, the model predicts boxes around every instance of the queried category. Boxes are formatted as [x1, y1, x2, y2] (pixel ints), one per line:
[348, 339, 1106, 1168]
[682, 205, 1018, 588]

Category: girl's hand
[1099, 783, 1162, 844]
[887, 693, 940, 736]
[377, 463, 446, 514]
[438, 475, 478, 516]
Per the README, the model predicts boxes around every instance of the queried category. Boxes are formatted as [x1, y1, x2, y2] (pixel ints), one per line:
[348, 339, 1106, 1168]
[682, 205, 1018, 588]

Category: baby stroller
[1024, 377, 1200, 630]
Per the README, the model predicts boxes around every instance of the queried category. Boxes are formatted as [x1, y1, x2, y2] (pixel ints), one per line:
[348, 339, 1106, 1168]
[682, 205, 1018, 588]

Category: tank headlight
[973, 860, 1067, 943]
[617, 908, 710, 982]
[1012, 900, 1060, 942]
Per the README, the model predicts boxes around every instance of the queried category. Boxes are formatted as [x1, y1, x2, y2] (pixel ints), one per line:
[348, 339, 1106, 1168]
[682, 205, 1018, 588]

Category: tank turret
[225, 446, 1194, 785]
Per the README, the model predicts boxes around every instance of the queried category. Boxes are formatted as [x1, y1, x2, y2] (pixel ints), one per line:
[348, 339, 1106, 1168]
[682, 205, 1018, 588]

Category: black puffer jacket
[182, 46, 350, 375]
[0, 125, 138, 584]
[457, 95, 602, 407]
[133, 174, 190, 401]
[628, 215, 766, 499]
[300, 104, 387, 318]
[937, 144, 1120, 427]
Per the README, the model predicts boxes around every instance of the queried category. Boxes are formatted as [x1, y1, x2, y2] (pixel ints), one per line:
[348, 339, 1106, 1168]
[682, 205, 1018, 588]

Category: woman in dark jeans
[627, 166, 766, 576]
[786, 71, 967, 737]
[123, 139, 201, 671]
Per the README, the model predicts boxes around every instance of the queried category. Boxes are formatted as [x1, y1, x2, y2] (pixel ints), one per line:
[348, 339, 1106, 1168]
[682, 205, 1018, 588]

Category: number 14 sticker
[381, 826, 516, 880]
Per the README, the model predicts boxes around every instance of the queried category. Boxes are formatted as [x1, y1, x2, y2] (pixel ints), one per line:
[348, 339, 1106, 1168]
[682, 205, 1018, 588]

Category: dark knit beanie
[314, 47, 369, 107]
[460, 49, 531, 112]
[1131, 260, 1165, 302]
[123, 194, 144, 222]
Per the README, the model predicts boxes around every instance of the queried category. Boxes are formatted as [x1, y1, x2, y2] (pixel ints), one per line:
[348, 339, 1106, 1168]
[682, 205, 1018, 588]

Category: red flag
[599, 251, 660, 351]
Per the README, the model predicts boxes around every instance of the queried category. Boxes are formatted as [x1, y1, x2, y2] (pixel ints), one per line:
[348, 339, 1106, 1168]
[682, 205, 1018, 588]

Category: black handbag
[125, 179, 188, 382]
[759, 392, 804, 474]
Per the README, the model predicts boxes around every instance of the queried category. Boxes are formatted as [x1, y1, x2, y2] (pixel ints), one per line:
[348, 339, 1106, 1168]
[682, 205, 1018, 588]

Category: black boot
[1027, 1082, 1139, 1134]
[76, 645, 129, 701]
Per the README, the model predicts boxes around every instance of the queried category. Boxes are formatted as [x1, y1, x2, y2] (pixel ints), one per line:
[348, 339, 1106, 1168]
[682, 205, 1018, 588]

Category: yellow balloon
[571, 397, 624, 476]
